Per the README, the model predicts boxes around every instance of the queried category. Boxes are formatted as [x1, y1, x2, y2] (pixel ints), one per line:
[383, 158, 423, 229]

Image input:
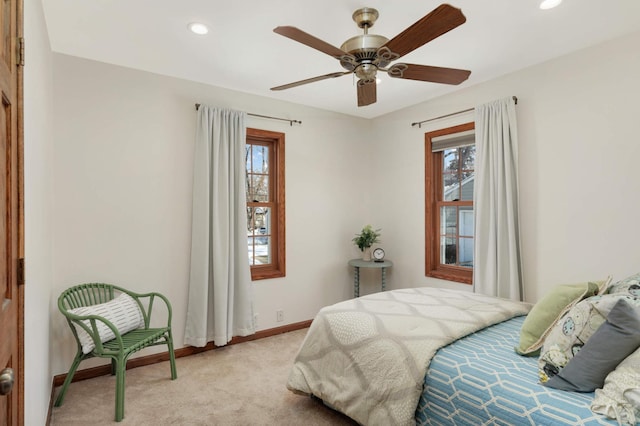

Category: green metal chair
[54, 283, 177, 422]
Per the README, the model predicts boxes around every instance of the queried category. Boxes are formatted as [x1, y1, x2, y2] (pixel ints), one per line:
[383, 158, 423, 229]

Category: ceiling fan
[270, 4, 471, 107]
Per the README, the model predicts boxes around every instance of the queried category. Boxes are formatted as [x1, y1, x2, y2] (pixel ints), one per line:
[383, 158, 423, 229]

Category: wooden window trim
[425, 122, 474, 285]
[247, 128, 286, 280]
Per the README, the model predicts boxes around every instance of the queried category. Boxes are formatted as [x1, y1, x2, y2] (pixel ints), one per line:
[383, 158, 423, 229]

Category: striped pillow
[69, 293, 144, 354]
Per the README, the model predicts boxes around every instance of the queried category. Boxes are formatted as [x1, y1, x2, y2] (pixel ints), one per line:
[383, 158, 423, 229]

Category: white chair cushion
[69, 293, 144, 354]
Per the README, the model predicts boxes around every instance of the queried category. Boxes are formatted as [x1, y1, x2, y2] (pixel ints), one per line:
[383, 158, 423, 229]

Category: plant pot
[362, 247, 372, 261]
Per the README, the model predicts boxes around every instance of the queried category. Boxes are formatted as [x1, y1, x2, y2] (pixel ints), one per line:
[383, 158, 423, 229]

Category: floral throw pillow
[538, 293, 640, 384]
[544, 299, 640, 392]
[607, 272, 640, 297]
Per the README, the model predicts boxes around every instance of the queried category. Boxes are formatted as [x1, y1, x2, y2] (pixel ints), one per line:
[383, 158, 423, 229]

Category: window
[425, 122, 475, 284]
[246, 128, 285, 280]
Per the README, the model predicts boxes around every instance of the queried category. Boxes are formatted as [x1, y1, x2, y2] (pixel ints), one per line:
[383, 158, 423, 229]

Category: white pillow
[69, 293, 144, 354]
[591, 345, 640, 425]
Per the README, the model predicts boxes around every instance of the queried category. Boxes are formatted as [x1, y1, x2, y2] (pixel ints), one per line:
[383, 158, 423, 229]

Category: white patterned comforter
[286, 287, 531, 426]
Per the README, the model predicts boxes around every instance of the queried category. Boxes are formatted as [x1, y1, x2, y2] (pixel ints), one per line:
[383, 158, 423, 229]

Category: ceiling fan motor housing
[340, 34, 388, 60]
[340, 34, 388, 73]
[340, 8, 388, 76]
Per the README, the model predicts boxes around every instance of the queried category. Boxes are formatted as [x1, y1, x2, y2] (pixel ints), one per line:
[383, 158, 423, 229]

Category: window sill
[426, 267, 472, 285]
[251, 266, 285, 281]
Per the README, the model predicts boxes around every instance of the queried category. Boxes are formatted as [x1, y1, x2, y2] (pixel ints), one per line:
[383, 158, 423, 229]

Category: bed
[286, 286, 628, 425]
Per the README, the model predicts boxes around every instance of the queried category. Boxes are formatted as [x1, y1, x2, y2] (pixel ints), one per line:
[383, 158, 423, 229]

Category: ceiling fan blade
[387, 63, 471, 85]
[357, 80, 377, 107]
[274, 26, 353, 61]
[271, 71, 350, 91]
[381, 4, 466, 60]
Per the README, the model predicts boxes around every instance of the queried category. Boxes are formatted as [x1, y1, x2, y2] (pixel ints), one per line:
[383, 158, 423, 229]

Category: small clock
[372, 247, 385, 262]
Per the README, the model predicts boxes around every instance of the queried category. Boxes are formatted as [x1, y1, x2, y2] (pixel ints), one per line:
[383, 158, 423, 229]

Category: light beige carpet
[51, 329, 358, 425]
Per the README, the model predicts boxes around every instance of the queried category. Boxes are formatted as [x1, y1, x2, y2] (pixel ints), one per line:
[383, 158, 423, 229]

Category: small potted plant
[352, 225, 381, 261]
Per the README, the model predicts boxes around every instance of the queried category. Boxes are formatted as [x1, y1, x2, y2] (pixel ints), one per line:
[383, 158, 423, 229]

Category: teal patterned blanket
[418, 315, 615, 425]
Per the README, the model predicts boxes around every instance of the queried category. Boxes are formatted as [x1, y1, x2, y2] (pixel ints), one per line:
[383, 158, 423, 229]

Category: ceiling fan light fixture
[355, 63, 377, 82]
[188, 22, 209, 35]
[539, 0, 562, 10]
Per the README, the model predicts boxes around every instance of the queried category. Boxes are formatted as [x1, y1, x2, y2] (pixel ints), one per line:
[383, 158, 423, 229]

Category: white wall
[50, 54, 373, 374]
[371, 30, 640, 303]
[24, 0, 54, 424]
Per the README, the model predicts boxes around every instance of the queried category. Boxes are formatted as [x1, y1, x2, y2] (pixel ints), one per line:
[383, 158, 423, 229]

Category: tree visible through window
[425, 122, 475, 284]
[246, 128, 285, 280]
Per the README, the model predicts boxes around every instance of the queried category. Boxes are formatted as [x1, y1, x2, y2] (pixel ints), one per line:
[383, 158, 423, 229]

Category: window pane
[247, 235, 271, 265]
[256, 207, 270, 236]
[247, 207, 271, 234]
[443, 149, 458, 172]
[459, 207, 473, 237]
[247, 236, 254, 264]
[442, 149, 459, 200]
[459, 237, 473, 267]
[245, 145, 251, 172]
[443, 173, 459, 201]
[461, 146, 475, 174]
[440, 206, 457, 235]
[459, 177, 474, 201]
[440, 236, 456, 265]
[252, 145, 269, 174]
[247, 208, 254, 235]
[247, 207, 272, 266]
[249, 176, 269, 202]
[460, 146, 475, 200]
[246, 144, 270, 202]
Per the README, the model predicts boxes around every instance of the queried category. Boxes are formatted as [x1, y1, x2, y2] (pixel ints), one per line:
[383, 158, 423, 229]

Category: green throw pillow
[515, 281, 602, 356]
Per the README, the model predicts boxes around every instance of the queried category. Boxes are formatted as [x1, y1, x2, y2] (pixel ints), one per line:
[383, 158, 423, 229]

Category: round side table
[348, 259, 393, 298]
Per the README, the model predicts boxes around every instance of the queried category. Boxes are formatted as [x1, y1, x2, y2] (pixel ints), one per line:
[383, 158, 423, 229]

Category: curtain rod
[411, 96, 518, 128]
[195, 103, 302, 126]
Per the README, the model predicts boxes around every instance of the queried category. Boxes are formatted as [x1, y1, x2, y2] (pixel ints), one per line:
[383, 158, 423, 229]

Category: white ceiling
[42, 1, 640, 119]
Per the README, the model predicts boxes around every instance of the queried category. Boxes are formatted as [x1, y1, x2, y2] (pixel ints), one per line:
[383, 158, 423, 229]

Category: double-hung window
[246, 128, 285, 280]
[425, 122, 475, 284]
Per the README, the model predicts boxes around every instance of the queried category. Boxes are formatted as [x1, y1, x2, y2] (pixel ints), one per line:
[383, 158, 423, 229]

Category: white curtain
[184, 106, 255, 347]
[473, 97, 523, 301]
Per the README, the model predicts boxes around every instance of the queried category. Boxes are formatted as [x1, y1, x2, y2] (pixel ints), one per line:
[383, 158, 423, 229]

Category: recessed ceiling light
[188, 22, 209, 35]
[539, 0, 562, 10]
